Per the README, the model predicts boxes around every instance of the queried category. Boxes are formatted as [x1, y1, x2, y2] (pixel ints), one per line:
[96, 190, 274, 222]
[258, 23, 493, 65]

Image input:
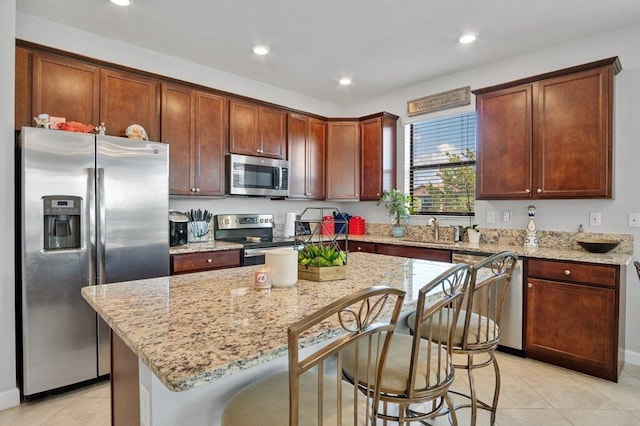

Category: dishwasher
[452, 252, 524, 354]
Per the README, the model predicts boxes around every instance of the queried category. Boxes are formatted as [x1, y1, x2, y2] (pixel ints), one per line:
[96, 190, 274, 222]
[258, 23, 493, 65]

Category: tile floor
[1, 353, 639, 425]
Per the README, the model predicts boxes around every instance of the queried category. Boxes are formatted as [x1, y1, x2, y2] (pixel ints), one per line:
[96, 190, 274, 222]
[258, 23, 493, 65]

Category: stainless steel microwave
[226, 154, 289, 197]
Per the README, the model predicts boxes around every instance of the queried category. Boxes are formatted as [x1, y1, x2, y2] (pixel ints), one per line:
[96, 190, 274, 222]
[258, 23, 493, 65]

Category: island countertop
[81, 252, 454, 392]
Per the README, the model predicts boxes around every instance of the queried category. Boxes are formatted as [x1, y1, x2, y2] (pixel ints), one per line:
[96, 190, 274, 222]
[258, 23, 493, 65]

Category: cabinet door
[195, 91, 228, 196]
[307, 118, 326, 199]
[32, 52, 100, 128]
[229, 100, 258, 156]
[326, 121, 360, 200]
[259, 106, 286, 159]
[100, 69, 159, 140]
[287, 113, 308, 198]
[476, 84, 533, 199]
[525, 278, 616, 378]
[535, 66, 613, 198]
[161, 83, 195, 195]
[360, 117, 383, 201]
[15, 47, 33, 130]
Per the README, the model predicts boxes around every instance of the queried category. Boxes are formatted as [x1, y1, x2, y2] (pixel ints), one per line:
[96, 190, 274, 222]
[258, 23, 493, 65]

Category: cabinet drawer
[375, 244, 451, 262]
[347, 241, 376, 253]
[527, 259, 616, 287]
[171, 250, 241, 274]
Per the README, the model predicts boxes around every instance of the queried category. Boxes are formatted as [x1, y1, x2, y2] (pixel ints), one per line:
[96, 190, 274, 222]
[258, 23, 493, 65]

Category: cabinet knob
[527, 282, 533, 288]
[357, 246, 362, 251]
[537, 188, 542, 194]
[207, 259, 213, 263]
[376, 193, 380, 197]
[191, 188, 196, 192]
[196, 188, 201, 193]
[564, 269, 571, 276]
[525, 189, 531, 194]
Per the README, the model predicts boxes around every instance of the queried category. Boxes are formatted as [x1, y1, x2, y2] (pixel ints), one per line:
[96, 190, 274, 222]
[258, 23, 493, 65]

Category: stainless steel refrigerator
[19, 127, 169, 398]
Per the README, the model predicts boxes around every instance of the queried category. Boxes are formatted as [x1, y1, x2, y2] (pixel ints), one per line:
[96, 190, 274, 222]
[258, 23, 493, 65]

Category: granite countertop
[81, 252, 453, 392]
[170, 232, 632, 266]
[170, 240, 243, 254]
[347, 235, 633, 266]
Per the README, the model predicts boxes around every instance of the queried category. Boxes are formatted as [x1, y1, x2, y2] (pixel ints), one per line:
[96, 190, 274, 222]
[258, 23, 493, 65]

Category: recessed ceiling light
[339, 78, 352, 86]
[110, 0, 130, 6]
[252, 45, 270, 55]
[458, 33, 477, 44]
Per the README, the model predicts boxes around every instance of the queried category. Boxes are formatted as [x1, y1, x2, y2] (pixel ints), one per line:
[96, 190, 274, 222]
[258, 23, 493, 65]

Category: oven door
[243, 245, 300, 266]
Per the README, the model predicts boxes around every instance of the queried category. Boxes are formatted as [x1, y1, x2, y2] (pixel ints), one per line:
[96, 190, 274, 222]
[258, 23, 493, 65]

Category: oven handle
[244, 246, 302, 257]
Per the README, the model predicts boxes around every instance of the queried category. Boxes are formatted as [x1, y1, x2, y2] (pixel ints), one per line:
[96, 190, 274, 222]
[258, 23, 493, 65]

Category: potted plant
[377, 189, 422, 238]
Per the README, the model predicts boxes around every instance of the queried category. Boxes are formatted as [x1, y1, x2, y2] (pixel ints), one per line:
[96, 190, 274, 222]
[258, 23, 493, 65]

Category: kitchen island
[81, 252, 455, 425]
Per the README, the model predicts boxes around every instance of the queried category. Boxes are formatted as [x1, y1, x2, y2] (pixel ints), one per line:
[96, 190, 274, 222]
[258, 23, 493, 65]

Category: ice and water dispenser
[43, 196, 81, 251]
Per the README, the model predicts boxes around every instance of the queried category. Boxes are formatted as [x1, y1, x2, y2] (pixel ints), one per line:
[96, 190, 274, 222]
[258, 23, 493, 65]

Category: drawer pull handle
[564, 269, 571, 275]
[527, 283, 532, 288]
[537, 188, 542, 193]
[207, 259, 213, 263]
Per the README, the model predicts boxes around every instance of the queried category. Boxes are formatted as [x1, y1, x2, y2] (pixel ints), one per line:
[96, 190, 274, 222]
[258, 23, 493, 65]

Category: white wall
[342, 24, 640, 361]
[0, 0, 19, 412]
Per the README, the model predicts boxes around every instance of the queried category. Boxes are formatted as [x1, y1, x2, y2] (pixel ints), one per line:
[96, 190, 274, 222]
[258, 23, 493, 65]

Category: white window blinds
[409, 112, 476, 215]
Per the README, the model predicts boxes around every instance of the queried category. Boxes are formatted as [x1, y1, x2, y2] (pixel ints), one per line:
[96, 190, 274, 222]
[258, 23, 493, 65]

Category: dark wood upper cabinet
[161, 83, 227, 196]
[360, 112, 398, 201]
[474, 57, 619, 199]
[287, 113, 326, 199]
[31, 52, 100, 128]
[15, 46, 33, 130]
[194, 91, 228, 196]
[100, 69, 160, 140]
[326, 121, 360, 200]
[229, 99, 286, 159]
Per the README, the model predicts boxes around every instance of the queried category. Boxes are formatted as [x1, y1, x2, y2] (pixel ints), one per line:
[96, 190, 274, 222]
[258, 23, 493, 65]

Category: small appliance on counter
[169, 210, 189, 247]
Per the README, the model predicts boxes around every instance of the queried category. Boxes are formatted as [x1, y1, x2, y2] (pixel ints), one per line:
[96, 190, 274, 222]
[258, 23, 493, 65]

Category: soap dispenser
[524, 205, 538, 251]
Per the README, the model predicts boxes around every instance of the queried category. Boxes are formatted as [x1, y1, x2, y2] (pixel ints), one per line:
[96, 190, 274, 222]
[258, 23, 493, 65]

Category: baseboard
[624, 349, 640, 366]
[0, 387, 20, 412]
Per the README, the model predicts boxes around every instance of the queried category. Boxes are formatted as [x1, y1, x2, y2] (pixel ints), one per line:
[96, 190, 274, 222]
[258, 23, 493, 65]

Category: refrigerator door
[20, 127, 97, 396]
[96, 135, 169, 375]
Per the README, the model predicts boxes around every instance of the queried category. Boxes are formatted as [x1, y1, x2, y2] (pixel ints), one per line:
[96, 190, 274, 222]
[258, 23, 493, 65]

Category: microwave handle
[275, 166, 282, 190]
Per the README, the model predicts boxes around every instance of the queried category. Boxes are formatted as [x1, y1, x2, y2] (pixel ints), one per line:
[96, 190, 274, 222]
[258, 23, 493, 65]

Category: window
[409, 111, 476, 216]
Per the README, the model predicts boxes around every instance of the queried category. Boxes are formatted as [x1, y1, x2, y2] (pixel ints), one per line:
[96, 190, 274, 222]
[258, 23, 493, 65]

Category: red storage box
[348, 216, 365, 235]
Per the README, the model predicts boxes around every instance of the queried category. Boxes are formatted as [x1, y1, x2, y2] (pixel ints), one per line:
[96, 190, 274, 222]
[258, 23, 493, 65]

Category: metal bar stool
[222, 285, 405, 426]
[408, 251, 518, 425]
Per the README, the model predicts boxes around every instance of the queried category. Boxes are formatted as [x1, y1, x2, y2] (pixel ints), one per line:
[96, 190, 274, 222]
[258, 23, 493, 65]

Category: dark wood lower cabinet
[525, 259, 623, 381]
[346, 241, 376, 253]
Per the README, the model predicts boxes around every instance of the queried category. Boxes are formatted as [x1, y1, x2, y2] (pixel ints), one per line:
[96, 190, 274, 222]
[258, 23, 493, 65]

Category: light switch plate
[502, 211, 512, 223]
[590, 212, 602, 227]
[629, 213, 640, 228]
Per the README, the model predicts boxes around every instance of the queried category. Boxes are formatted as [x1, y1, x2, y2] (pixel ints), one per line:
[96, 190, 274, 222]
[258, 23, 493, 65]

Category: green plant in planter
[298, 243, 347, 267]
[461, 223, 479, 239]
[377, 189, 422, 227]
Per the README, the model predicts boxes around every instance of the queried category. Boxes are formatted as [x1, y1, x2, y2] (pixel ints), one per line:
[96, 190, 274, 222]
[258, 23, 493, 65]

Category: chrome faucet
[428, 216, 439, 241]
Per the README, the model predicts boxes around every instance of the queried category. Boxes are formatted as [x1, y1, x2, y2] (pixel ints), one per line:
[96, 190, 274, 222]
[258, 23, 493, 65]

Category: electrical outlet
[629, 213, 640, 228]
[589, 212, 602, 227]
[486, 211, 495, 224]
[502, 211, 512, 223]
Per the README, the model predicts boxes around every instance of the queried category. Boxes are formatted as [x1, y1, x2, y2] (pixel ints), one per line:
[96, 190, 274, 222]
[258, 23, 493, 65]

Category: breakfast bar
[81, 252, 455, 425]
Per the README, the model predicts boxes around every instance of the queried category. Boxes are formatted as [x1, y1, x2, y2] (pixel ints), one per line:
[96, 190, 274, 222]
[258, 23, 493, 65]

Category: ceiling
[16, 0, 640, 105]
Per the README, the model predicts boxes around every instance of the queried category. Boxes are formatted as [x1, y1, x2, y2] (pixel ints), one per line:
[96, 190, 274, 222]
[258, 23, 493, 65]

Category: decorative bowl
[576, 238, 619, 253]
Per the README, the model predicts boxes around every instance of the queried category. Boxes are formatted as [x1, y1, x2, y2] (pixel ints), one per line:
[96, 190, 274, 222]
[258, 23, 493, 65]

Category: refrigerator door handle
[88, 168, 96, 286]
[96, 167, 106, 285]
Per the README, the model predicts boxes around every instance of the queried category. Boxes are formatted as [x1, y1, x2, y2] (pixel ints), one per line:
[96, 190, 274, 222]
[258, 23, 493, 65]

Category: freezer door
[96, 135, 169, 374]
[20, 127, 98, 396]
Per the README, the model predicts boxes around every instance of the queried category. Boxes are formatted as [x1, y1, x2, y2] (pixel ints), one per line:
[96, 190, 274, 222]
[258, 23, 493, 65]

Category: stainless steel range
[214, 214, 299, 265]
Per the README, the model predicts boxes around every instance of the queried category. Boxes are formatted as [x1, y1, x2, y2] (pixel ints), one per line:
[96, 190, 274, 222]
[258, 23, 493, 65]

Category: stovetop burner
[213, 213, 298, 249]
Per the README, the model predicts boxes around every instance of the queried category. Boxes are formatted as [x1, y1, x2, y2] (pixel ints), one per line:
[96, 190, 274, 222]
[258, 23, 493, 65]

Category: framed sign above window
[407, 86, 471, 116]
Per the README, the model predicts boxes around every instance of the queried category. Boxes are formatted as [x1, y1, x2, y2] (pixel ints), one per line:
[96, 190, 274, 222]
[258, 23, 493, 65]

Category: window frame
[405, 108, 477, 217]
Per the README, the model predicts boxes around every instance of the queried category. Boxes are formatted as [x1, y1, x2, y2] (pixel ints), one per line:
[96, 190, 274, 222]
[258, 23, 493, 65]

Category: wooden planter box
[298, 265, 347, 281]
